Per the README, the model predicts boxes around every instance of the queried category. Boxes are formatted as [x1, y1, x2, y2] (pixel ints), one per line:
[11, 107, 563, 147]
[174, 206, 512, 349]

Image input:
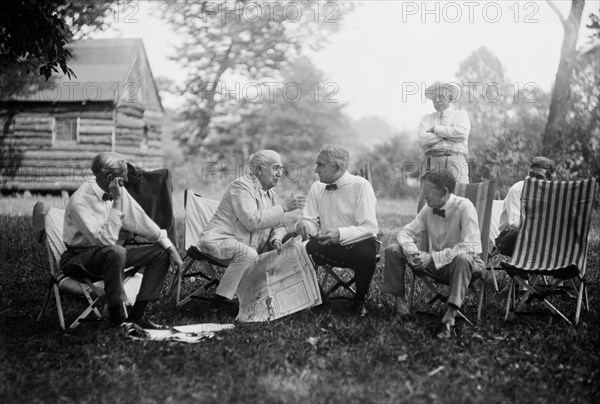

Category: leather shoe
[127, 317, 168, 330]
[436, 322, 455, 339]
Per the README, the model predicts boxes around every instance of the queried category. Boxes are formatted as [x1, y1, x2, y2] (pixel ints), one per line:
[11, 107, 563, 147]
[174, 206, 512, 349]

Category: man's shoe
[127, 317, 168, 330]
[436, 322, 455, 339]
[395, 296, 410, 316]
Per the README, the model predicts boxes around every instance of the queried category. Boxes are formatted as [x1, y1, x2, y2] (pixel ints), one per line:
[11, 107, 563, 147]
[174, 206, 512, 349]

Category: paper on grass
[127, 323, 235, 343]
[236, 237, 322, 322]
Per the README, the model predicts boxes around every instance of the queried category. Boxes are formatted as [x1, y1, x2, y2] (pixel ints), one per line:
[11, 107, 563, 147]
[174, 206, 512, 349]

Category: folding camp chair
[317, 162, 381, 300]
[124, 164, 177, 245]
[409, 178, 497, 325]
[35, 203, 142, 331]
[169, 188, 229, 308]
[500, 178, 596, 325]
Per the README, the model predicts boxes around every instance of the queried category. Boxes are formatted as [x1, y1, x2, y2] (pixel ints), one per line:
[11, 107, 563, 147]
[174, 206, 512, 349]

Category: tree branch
[546, 0, 567, 25]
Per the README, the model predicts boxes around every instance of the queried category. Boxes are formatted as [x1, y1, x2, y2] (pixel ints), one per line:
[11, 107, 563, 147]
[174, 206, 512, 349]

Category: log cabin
[0, 38, 164, 192]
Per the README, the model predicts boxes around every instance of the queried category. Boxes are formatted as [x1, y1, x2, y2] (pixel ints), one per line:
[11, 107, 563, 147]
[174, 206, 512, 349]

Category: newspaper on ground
[236, 236, 322, 322]
[120, 323, 235, 343]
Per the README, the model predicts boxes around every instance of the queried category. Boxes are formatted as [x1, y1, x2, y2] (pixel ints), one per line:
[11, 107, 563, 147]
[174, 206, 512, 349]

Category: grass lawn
[1, 194, 599, 403]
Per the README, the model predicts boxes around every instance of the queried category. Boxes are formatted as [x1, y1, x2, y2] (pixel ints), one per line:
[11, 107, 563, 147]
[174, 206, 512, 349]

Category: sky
[93, 0, 600, 135]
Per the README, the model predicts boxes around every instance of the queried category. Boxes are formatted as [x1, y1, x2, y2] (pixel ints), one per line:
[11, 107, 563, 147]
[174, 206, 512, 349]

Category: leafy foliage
[160, 0, 353, 154]
[454, 46, 550, 195]
[0, 1, 116, 79]
[354, 134, 421, 199]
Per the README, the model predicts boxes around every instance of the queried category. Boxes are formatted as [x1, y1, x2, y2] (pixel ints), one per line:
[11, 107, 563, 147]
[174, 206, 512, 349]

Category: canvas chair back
[455, 178, 497, 265]
[509, 178, 596, 276]
[355, 162, 373, 187]
[170, 189, 222, 307]
[125, 165, 177, 245]
[45, 207, 66, 273]
[183, 189, 220, 251]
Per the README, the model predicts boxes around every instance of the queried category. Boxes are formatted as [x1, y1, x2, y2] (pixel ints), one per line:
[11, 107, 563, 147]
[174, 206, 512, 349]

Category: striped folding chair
[501, 178, 596, 325]
[410, 178, 497, 324]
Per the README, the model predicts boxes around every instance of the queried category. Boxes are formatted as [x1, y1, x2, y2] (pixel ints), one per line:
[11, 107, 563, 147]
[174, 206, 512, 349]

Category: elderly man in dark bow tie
[296, 145, 379, 315]
[382, 169, 483, 338]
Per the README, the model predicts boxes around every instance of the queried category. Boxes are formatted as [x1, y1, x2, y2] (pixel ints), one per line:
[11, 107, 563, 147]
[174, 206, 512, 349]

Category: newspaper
[121, 323, 235, 343]
[236, 236, 322, 322]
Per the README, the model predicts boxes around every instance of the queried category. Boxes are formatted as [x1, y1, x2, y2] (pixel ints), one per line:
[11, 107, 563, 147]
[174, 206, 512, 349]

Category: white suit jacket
[197, 174, 286, 251]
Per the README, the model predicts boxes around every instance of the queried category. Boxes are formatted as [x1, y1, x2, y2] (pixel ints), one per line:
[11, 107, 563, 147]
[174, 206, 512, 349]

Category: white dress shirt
[397, 194, 481, 269]
[63, 181, 173, 250]
[298, 171, 378, 242]
[418, 105, 470, 155]
[498, 180, 524, 232]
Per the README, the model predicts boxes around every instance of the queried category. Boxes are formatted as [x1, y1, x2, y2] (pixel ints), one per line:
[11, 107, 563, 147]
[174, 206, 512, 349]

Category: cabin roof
[0, 38, 163, 111]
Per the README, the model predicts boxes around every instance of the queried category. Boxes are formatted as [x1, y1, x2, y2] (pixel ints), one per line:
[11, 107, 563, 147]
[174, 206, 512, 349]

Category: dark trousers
[59, 244, 170, 306]
[305, 238, 378, 300]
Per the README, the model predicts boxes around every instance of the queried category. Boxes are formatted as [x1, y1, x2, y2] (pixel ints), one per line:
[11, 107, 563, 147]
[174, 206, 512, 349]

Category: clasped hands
[407, 250, 433, 270]
[297, 221, 340, 246]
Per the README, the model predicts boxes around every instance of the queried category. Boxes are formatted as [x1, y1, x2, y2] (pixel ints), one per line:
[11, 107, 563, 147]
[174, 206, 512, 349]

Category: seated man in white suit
[196, 150, 305, 309]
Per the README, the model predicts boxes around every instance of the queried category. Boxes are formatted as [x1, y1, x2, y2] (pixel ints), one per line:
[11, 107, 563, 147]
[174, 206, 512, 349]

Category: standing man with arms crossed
[418, 81, 471, 186]
[296, 145, 379, 316]
[60, 152, 183, 330]
[196, 150, 305, 310]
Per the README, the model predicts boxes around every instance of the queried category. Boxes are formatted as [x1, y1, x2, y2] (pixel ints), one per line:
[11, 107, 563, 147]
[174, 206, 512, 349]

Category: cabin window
[54, 118, 79, 143]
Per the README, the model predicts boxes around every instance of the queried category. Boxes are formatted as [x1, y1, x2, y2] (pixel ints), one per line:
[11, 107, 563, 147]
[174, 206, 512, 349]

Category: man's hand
[316, 229, 340, 246]
[272, 239, 283, 254]
[283, 193, 306, 212]
[108, 176, 124, 201]
[412, 251, 433, 270]
[168, 246, 184, 268]
[296, 221, 312, 241]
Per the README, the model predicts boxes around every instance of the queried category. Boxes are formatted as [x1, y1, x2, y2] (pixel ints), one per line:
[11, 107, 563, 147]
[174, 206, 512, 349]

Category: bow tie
[325, 183, 337, 191]
[102, 193, 113, 201]
[432, 208, 445, 218]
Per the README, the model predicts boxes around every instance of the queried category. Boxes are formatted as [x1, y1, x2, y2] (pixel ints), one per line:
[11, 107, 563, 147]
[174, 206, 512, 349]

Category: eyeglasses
[315, 162, 334, 169]
[261, 164, 284, 172]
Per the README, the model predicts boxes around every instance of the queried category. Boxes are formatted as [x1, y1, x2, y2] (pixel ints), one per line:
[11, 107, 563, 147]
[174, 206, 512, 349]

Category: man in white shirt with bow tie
[418, 81, 471, 185]
[61, 152, 183, 329]
[296, 145, 379, 315]
[382, 169, 483, 338]
[196, 150, 305, 309]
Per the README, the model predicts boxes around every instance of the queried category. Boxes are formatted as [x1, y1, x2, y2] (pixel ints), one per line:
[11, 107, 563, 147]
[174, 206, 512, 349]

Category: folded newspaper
[121, 323, 235, 343]
[236, 236, 322, 322]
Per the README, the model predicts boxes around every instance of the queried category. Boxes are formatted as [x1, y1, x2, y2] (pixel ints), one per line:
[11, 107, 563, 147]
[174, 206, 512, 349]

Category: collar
[92, 181, 107, 201]
[250, 173, 272, 196]
[439, 193, 456, 211]
[322, 171, 350, 188]
[439, 104, 454, 117]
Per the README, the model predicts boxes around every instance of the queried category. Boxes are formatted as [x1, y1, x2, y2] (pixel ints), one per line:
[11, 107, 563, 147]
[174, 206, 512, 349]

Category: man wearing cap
[419, 81, 471, 185]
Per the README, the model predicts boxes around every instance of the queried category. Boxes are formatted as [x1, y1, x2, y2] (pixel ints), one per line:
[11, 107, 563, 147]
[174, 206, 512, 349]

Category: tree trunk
[542, 0, 585, 154]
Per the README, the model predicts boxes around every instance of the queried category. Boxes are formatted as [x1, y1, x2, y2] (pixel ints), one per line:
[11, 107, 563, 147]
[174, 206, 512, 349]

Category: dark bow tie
[432, 208, 445, 218]
[325, 183, 338, 191]
[102, 193, 113, 201]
